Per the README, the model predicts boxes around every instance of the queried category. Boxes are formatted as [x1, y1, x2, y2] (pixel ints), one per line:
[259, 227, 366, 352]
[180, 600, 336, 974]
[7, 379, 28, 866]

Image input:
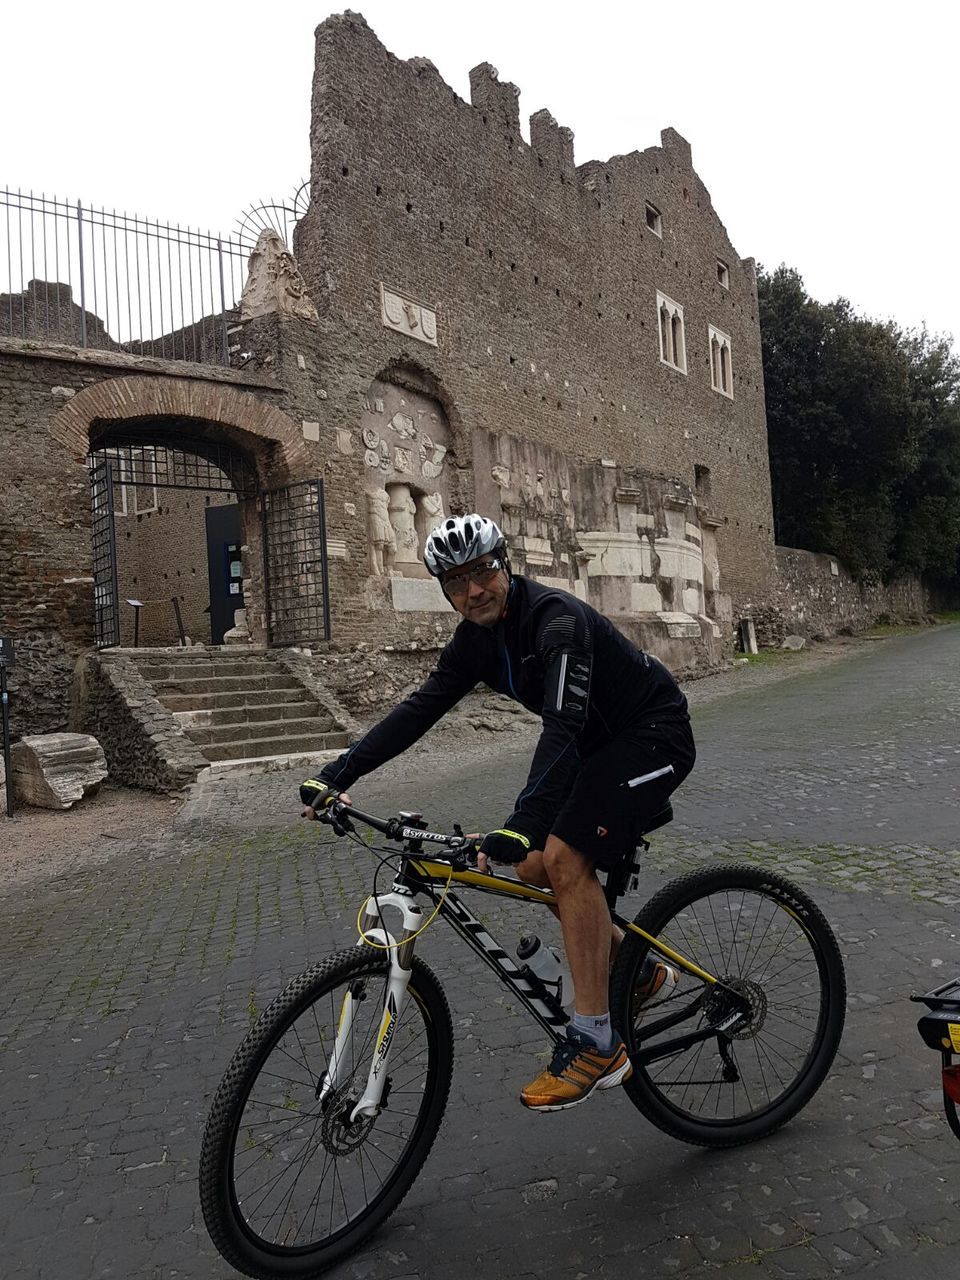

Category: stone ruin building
[0, 11, 815, 787]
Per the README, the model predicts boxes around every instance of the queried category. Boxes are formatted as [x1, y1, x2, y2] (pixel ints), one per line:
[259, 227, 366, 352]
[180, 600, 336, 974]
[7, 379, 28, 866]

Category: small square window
[645, 203, 662, 237]
[717, 260, 729, 289]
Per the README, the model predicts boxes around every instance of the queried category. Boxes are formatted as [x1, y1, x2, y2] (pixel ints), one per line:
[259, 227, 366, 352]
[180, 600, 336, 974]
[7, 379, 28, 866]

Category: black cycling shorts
[550, 719, 695, 871]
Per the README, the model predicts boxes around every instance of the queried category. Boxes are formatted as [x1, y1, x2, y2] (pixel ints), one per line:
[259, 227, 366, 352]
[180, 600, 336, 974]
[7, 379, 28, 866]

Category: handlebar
[315, 795, 478, 865]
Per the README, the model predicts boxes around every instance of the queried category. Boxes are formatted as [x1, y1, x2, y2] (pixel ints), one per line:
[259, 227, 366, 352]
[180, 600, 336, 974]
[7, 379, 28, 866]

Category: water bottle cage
[518, 963, 565, 1018]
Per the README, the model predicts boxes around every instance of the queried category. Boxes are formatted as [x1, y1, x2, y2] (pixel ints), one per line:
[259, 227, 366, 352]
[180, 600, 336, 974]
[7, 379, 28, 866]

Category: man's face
[441, 554, 510, 627]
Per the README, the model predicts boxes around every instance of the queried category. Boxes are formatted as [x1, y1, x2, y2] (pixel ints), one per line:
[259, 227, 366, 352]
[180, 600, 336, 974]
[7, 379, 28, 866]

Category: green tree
[894, 331, 960, 581]
[758, 267, 960, 589]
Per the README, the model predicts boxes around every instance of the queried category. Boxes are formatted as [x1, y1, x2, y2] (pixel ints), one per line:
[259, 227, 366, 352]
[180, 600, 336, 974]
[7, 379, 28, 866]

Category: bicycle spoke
[632, 880, 829, 1125]
[225, 961, 435, 1253]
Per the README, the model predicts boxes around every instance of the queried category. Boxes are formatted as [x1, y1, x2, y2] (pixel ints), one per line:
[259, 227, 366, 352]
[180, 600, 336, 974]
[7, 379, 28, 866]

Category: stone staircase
[131, 650, 349, 764]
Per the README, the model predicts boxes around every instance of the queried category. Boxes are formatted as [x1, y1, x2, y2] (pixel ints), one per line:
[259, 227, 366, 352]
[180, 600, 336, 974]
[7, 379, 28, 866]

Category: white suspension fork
[319, 891, 424, 1121]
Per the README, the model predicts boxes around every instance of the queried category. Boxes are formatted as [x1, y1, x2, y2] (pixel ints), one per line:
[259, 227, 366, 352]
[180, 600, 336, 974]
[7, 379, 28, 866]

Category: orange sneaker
[632, 957, 679, 1020]
[521, 1029, 633, 1112]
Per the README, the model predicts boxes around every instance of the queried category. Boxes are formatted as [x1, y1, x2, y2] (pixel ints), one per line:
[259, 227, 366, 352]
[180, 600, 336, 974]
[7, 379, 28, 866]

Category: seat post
[603, 852, 639, 910]
[602, 799, 675, 907]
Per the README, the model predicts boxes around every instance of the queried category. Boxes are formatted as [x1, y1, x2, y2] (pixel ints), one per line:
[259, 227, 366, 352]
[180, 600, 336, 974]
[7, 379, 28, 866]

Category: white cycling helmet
[423, 513, 507, 577]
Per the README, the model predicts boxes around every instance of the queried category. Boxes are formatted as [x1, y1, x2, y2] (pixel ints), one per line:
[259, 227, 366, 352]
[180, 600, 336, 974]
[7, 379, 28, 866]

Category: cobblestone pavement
[2, 625, 959, 1279]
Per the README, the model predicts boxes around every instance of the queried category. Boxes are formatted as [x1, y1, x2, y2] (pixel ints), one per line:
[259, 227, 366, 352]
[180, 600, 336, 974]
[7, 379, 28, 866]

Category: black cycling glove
[479, 828, 532, 865]
[300, 778, 337, 810]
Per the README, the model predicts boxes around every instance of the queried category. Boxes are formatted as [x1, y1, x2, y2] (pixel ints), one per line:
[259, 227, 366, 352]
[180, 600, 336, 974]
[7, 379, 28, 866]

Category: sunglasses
[442, 557, 506, 596]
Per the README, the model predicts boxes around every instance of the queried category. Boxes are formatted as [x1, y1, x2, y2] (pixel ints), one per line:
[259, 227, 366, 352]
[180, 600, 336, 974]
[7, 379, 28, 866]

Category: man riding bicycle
[301, 514, 695, 1112]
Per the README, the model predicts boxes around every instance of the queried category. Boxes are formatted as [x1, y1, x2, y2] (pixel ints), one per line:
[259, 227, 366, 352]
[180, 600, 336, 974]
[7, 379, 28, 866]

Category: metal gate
[90, 459, 120, 648]
[262, 479, 331, 646]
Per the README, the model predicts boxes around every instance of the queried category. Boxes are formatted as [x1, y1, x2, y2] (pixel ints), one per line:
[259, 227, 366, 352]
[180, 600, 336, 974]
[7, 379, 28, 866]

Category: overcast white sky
[3, 1, 958, 347]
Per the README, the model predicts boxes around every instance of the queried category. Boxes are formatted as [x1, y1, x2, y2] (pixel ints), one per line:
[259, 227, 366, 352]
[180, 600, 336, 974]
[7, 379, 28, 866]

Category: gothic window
[657, 291, 686, 373]
[645, 203, 662, 237]
[708, 325, 733, 398]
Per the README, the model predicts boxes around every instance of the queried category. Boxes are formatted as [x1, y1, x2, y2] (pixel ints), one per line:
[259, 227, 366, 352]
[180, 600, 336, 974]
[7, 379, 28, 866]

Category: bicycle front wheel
[199, 948, 453, 1279]
[611, 863, 845, 1148]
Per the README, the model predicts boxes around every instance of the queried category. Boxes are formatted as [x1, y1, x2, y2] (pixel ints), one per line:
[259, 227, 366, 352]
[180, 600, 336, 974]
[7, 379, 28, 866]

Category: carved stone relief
[366, 489, 396, 576]
[422, 443, 447, 480]
[421, 491, 445, 523]
[388, 485, 422, 574]
[380, 283, 438, 347]
[360, 379, 452, 583]
[482, 436, 721, 629]
[239, 230, 319, 323]
[389, 412, 417, 439]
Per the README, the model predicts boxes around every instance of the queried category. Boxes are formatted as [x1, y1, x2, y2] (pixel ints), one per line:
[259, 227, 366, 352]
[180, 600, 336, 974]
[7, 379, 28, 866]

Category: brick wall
[292, 13, 777, 620]
[0, 352, 98, 735]
[0, 343, 299, 734]
[113, 487, 235, 646]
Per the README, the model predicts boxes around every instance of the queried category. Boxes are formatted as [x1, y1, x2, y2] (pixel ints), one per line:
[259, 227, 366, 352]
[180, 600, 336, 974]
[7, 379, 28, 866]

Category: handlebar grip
[328, 799, 394, 837]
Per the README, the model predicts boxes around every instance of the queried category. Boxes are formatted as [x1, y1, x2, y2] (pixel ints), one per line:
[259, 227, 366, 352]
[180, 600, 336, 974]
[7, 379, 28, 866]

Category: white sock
[572, 1011, 614, 1053]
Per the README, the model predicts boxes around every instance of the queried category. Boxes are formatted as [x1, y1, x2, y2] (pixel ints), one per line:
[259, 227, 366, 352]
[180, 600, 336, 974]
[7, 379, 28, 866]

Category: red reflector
[943, 1066, 960, 1104]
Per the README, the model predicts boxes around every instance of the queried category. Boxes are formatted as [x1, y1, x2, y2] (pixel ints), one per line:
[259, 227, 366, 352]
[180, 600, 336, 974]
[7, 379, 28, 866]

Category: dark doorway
[87, 431, 331, 649]
[206, 504, 245, 644]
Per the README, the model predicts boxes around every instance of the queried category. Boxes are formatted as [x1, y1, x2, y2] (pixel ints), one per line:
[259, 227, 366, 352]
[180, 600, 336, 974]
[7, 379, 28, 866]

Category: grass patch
[933, 610, 960, 624]
[741, 648, 804, 665]
[861, 622, 923, 637]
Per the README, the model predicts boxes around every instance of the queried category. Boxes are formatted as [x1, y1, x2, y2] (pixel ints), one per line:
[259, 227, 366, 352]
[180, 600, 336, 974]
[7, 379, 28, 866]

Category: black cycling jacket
[318, 576, 690, 851]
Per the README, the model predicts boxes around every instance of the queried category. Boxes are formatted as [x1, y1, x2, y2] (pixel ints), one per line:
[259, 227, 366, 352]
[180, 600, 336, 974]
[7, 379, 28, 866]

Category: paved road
[2, 626, 959, 1279]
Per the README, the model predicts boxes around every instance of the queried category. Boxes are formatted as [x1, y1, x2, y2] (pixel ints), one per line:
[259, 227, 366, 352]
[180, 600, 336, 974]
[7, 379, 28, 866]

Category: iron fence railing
[0, 189, 302, 367]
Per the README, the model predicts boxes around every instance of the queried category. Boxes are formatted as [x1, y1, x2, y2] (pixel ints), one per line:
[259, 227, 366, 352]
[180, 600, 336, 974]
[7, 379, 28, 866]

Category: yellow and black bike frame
[399, 854, 752, 1064]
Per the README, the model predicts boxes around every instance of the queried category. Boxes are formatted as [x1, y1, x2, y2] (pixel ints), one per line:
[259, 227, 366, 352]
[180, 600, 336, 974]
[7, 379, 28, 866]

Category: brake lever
[452, 842, 481, 871]
[315, 799, 353, 837]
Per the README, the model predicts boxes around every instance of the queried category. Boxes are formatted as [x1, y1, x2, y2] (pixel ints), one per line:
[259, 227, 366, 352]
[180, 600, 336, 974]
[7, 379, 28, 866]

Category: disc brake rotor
[320, 1085, 378, 1155]
[717, 977, 768, 1040]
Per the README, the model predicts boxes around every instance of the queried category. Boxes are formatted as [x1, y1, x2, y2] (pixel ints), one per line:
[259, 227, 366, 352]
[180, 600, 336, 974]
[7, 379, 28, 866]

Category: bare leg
[541, 836, 611, 1015]
[517, 852, 624, 967]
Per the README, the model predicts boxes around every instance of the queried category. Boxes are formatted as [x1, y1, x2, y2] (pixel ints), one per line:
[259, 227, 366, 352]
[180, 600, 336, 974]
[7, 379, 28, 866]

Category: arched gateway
[52, 376, 331, 650]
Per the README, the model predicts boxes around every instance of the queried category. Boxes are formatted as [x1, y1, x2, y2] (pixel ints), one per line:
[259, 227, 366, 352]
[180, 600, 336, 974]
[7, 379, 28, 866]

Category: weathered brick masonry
[774, 547, 931, 641]
[292, 12, 778, 619]
[0, 344, 301, 734]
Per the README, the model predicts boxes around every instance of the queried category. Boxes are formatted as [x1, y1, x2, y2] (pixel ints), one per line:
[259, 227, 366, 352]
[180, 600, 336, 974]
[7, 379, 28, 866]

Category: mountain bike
[199, 796, 846, 1279]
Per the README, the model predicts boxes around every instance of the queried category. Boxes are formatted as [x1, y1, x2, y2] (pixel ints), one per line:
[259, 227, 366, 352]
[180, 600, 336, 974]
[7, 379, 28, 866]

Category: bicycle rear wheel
[199, 948, 453, 1278]
[610, 863, 845, 1147]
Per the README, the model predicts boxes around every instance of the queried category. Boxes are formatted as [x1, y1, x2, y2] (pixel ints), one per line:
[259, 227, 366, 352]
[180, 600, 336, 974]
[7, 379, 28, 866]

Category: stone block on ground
[10, 732, 108, 810]
[781, 634, 807, 650]
[223, 609, 251, 645]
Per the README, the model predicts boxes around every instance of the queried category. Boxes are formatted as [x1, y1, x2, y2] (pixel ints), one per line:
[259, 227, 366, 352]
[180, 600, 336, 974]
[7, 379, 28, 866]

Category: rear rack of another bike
[912, 976, 960, 1142]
